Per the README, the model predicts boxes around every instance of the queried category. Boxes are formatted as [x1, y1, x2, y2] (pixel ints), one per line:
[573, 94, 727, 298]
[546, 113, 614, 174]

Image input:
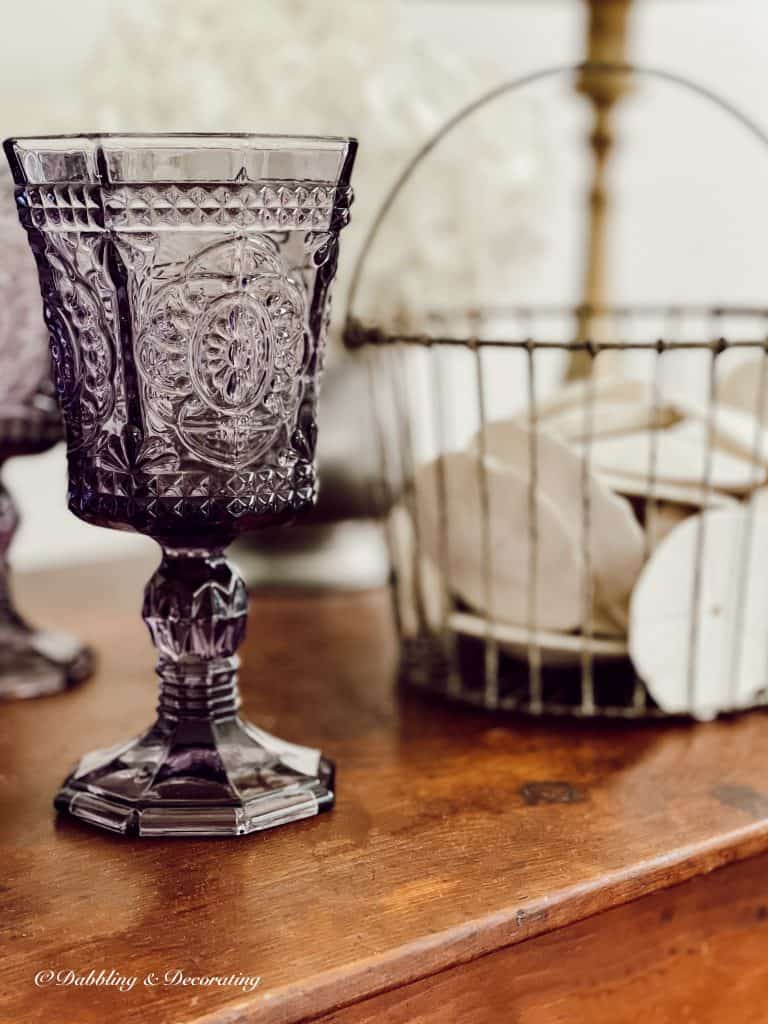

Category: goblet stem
[0, 473, 92, 699]
[145, 548, 246, 726]
[53, 546, 335, 837]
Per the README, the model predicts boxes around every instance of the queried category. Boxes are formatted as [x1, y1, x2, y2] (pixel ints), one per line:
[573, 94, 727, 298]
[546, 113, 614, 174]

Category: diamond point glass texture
[5, 133, 356, 836]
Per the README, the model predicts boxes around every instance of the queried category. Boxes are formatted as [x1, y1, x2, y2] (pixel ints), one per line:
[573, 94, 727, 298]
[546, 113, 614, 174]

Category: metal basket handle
[344, 60, 768, 333]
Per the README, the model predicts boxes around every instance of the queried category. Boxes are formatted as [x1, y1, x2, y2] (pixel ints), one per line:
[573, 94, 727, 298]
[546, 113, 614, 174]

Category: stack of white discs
[405, 365, 768, 719]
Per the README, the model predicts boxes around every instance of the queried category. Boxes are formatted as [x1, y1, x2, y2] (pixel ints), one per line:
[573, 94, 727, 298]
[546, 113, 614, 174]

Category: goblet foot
[0, 617, 93, 699]
[55, 547, 335, 838]
[54, 718, 334, 837]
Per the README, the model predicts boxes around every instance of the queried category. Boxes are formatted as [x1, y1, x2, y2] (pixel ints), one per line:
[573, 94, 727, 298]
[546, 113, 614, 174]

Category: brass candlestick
[567, 0, 635, 380]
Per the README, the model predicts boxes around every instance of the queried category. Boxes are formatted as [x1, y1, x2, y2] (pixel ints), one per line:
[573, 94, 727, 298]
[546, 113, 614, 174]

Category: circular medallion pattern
[190, 294, 274, 415]
[135, 236, 307, 470]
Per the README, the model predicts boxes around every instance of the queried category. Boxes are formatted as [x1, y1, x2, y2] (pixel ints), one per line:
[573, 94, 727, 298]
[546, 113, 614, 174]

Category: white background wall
[2, 0, 768, 569]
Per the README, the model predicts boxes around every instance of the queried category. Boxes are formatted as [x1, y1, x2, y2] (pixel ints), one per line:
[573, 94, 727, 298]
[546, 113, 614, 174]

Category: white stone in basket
[528, 399, 681, 444]
[473, 420, 644, 630]
[718, 358, 768, 424]
[629, 508, 768, 719]
[531, 376, 649, 421]
[669, 403, 768, 470]
[750, 487, 768, 515]
[415, 450, 584, 631]
[584, 429, 765, 494]
[596, 470, 738, 509]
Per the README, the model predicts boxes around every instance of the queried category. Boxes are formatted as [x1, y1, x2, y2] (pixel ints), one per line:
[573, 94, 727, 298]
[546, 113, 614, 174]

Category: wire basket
[343, 64, 768, 720]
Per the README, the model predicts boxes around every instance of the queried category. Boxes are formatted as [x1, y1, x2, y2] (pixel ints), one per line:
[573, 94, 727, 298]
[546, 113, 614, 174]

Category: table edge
[190, 820, 768, 1024]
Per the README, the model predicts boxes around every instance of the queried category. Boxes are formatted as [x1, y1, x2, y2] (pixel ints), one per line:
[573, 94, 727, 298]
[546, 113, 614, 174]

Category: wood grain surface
[313, 850, 768, 1024]
[2, 555, 768, 1024]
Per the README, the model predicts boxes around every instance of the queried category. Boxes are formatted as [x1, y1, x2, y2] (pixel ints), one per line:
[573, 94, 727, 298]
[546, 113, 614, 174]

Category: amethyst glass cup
[4, 133, 356, 837]
[0, 168, 92, 699]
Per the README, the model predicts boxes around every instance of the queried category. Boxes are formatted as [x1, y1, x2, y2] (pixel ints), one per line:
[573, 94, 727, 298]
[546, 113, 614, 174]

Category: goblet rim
[4, 133, 358, 188]
[4, 131, 356, 148]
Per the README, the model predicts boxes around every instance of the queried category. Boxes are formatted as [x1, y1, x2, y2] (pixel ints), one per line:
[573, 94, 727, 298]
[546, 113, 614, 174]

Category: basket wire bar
[472, 338, 500, 707]
[632, 307, 672, 714]
[365, 341, 400, 641]
[345, 62, 768, 719]
[348, 326, 768, 353]
[730, 341, 768, 704]
[429, 319, 461, 695]
[524, 336, 543, 712]
[579, 353, 597, 715]
[685, 338, 719, 709]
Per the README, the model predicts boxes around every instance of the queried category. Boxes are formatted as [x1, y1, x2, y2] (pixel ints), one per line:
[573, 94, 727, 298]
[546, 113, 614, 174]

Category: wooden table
[3, 556, 768, 1024]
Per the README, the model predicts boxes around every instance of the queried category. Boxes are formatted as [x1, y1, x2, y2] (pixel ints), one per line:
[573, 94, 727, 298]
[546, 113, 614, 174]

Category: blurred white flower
[7, 0, 549, 333]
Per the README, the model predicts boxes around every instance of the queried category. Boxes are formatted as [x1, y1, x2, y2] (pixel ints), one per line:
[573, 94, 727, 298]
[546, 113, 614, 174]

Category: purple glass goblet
[5, 133, 356, 836]
[0, 168, 92, 699]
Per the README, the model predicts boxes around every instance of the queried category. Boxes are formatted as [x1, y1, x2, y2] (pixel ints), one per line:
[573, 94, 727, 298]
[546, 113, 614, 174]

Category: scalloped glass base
[0, 622, 93, 700]
[53, 717, 335, 837]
